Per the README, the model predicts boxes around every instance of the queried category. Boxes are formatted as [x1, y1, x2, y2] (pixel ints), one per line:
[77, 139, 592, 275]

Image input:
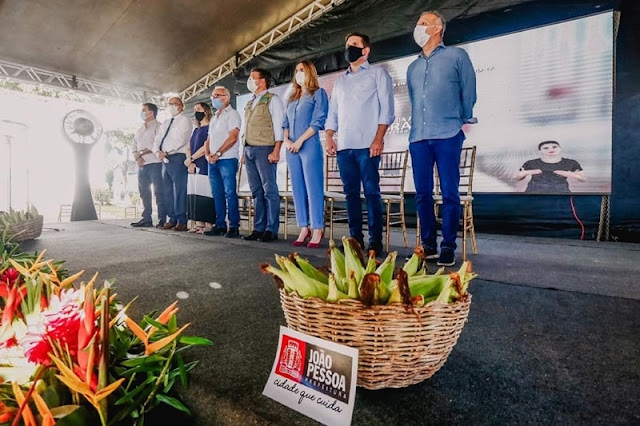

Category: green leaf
[54, 405, 95, 426]
[178, 336, 212, 346]
[168, 313, 178, 333]
[143, 315, 168, 332]
[162, 378, 176, 394]
[156, 394, 191, 415]
[120, 354, 166, 367]
[177, 353, 188, 387]
[114, 377, 155, 405]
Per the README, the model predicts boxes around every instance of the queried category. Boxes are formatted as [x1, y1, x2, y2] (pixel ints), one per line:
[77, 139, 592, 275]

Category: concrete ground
[20, 220, 640, 426]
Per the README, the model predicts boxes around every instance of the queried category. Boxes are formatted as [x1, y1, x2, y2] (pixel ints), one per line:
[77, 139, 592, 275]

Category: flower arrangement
[0, 238, 211, 425]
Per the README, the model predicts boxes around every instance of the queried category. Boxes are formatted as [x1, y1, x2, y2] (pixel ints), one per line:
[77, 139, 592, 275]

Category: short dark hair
[345, 32, 371, 48]
[538, 140, 560, 150]
[142, 102, 158, 118]
[251, 68, 272, 88]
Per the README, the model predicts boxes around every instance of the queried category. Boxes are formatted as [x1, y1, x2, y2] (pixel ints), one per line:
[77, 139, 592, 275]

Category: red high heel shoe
[291, 228, 311, 246]
[306, 230, 324, 248]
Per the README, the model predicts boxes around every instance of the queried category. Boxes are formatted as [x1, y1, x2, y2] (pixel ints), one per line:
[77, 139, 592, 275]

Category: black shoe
[204, 226, 226, 236]
[131, 220, 153, 228]
[367, 241, 383, 258]
[243, 230, 264, 241]
[257, 231, 278, 242]
[424, 246, 439, 261]
[437, 248, 456, 267]
[225, 228, 240, 238]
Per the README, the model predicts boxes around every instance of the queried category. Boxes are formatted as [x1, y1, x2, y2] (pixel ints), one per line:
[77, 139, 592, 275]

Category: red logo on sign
[276, 335, 306, 382]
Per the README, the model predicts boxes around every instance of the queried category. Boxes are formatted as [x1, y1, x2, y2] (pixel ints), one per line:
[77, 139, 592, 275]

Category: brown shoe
[162, 223, 176, 230]
[173, 224, 188, 232]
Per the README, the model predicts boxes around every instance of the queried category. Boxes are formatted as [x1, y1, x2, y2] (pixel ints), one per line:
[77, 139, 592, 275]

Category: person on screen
[516, 141, 586, 193]
[283, 61, 328, 248]
[325, 32, 395, 257]
[407, 11, 477, 267]
[241, 68, 285, 243]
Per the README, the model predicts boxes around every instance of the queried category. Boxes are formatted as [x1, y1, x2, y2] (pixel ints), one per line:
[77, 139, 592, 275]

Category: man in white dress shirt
[152, 97, 193, 231]
[131, 102, 167, 228]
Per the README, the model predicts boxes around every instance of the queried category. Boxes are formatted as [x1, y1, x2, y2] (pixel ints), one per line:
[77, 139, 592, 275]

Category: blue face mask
[211, 97, 224, 110]
[140, 111, 148, 121]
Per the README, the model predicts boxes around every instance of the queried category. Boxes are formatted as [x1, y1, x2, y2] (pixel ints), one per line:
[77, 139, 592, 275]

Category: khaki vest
[243, 92, 275, 146]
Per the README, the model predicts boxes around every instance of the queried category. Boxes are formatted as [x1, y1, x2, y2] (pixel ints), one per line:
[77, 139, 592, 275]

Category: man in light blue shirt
[326, 32, 395, 256]
[408, 10, 477, 267]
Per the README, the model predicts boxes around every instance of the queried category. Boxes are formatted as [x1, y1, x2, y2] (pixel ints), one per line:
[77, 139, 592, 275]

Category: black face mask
[344, 45, 364, 63]
[195, 111, 205, 121]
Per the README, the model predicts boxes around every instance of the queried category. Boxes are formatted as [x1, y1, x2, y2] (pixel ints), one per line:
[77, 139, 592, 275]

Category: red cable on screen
[570, 196, 585, 240]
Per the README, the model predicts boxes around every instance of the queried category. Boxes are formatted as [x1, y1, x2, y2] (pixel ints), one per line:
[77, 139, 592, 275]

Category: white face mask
[295, 71, 305, 86]
[168, 104, 180, 116]
[247, 78, 258, 93]
[413, 25, 431, 48]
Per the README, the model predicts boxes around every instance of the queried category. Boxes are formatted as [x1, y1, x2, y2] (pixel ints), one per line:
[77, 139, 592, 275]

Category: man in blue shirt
[407, 11, 477, 266]
[326, 32, 395, 256]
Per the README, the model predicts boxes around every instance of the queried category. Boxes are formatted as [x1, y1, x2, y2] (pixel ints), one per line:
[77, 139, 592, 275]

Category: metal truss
[180, 0, 347, 101]
[0, 59, 163, 104]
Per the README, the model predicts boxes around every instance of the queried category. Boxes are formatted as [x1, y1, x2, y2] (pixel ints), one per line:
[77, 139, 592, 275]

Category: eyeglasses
[168, 102, 181, 106]
[211, 94, 228, 99]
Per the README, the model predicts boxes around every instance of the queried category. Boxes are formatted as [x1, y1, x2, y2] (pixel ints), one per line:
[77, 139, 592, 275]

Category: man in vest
[242, 68, 285, 242]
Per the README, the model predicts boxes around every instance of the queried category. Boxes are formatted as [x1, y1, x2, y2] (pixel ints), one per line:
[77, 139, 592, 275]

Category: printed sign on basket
[263, 326, 359, 426]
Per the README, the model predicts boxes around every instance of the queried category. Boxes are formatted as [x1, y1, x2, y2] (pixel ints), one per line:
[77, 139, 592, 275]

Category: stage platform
[20, 220, 640, 426]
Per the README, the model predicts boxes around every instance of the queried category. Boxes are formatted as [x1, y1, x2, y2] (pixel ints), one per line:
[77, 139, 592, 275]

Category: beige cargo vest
[243, 92, 275, 146]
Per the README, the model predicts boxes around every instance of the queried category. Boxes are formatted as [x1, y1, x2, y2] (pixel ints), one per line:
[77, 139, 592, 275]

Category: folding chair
[379, 150, 409, 252]
[416, 146, 478, 260]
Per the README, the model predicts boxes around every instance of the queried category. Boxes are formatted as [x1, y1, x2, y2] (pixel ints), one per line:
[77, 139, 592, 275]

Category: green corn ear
[375, 251, 397, 288]
[435, 275, 453, 304]
[282, 257, 329, 299]
[408, 274, 450, 299]
[327, 273, 349, 302]
[261, 263, 295, 292]
[364, 250, 377, 275]
[347, 271, 359, 299]
[329, 239, 347, 292]
[294, 254, 329, 285]
[402, 246, 424, 276]
[343, 237, 365, 288]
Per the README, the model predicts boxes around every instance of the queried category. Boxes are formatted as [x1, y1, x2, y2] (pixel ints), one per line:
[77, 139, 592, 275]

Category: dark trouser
[409, 131, 464, 251]
[162, 153, 188, 225]
[208, 159, 240, 229]
[244, 146, 279, 234]
[336, 148, 383, 246]
[138, 162, 166, 224]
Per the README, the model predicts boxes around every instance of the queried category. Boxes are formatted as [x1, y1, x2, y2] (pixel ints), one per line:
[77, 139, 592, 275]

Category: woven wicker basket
[0, 215, 44, 242]
[279, 289, 471, 390]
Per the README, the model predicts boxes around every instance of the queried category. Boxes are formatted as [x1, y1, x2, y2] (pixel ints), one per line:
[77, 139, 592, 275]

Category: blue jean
[286, 139, 324, 230]
[138, 162, 166, 224]
[162, 153, 188, 225]
[208, 159, 240, 229]
[336, 148, 382, 245]
[244, 146, 279, 234]
[409, 131, 464, 251]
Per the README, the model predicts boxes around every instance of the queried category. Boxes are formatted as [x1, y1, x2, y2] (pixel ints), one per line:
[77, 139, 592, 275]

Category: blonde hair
[212, 86, 230, 97]
[289, 61, 320, 102]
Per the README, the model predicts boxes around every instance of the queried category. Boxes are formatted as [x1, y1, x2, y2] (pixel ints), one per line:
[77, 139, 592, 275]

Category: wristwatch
[215, 151, 222, 157]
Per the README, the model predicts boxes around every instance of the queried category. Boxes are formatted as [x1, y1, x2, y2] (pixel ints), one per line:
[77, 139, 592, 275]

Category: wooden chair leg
[284, 198, 288, 239]
[400, 201, 408, 248]
[329, 199, 334, 241]
[385, 201, 391, 253]
[469, 204, 478, 254]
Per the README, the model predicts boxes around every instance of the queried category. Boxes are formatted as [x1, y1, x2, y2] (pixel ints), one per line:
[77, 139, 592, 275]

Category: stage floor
[20, 220, 640, 425]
